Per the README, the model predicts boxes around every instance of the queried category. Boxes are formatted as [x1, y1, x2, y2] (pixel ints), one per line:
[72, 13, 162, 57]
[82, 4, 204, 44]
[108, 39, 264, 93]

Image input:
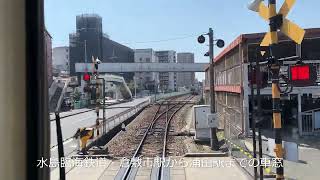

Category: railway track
[117, 95, 194, 180]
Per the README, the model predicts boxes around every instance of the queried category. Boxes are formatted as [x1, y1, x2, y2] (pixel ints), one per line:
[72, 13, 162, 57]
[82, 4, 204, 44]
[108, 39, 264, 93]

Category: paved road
[50, 97, 150, 161]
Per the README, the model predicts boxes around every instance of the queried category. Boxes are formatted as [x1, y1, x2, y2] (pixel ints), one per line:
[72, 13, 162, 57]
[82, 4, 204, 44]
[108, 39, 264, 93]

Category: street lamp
[197, 28, 224, 151]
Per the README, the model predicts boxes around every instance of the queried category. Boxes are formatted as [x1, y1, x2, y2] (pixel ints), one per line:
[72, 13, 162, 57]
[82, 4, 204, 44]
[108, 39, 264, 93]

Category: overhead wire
[120, 32, 207, 45]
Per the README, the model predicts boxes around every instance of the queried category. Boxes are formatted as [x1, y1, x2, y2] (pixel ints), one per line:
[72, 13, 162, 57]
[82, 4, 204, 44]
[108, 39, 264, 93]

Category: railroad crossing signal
[289, 64, 317, 87]
[248, 1, 307, 179]
[251, 0, 305, 47]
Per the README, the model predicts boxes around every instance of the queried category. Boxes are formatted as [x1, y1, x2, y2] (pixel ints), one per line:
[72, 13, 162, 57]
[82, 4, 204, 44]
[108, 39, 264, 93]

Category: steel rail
[120, 103, 163, 180]
[160, 95, 194, 180]
[121, 95, 194, 180]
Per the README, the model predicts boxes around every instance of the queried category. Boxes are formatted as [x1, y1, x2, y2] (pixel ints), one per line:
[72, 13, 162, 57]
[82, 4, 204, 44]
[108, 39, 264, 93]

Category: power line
[121, 33, 207, 45]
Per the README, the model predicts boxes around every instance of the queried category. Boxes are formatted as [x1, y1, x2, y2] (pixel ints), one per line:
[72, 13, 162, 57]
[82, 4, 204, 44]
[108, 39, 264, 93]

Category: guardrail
[300, 109, 320, 136]
[88, 100, 150, 146]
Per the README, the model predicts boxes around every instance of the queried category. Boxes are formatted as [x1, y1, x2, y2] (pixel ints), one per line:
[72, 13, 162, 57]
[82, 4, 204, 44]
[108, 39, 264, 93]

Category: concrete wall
[45, 30, 53, 86]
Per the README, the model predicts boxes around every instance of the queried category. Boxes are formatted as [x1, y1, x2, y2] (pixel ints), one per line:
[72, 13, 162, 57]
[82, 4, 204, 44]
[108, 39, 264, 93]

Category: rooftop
[214, 28, 320, 63]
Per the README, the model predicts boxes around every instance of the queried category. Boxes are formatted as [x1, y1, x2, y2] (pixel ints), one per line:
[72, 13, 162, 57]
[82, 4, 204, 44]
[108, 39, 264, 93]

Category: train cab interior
[0, 0, 49, 179]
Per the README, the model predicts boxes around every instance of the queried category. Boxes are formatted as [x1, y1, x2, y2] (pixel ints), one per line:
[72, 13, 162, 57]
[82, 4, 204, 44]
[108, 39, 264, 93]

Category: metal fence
[89, 100, 150, 146]
[300, 108, 320, 136]
[222, 110, 255, 178]
[301, 112, 313, 136]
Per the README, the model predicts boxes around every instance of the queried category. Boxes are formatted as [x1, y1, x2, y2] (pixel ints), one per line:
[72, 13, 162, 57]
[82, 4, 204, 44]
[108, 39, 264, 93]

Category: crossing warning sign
[254, 0, 305, 46]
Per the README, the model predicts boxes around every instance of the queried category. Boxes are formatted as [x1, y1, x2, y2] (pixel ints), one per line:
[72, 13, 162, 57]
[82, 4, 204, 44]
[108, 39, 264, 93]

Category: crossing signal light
[291, 65, 309, 80]
[289, 64, 317, 87]
[216, 39, 225, 48]
[83, 73, 90, 81]
[197, 35, 205, 44]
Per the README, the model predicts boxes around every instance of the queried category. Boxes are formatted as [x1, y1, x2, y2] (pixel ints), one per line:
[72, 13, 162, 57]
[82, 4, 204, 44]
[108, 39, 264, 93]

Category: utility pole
[102, 78, 106, 134]
[154, 80, 157, 102]
[208, 28, 219, 150]
[256, 53, 264, 180]
[84, 40, 87, 63]
[83, 40, 90, 101]
[250, 63, 258, 180]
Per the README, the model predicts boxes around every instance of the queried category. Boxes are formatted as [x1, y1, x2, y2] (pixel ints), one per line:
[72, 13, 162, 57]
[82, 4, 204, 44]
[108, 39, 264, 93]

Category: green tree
[73, 88, 81, 101]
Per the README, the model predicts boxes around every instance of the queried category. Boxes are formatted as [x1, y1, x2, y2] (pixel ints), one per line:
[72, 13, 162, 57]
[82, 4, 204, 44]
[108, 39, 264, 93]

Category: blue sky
[45, 0, 320, 80]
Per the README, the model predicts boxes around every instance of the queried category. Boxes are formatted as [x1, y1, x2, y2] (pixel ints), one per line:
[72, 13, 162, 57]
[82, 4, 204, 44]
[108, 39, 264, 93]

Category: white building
[177, 52, 195, 89]
[155, 50, 177, 92]
[53, 46, 69, 73]
[134, 49, 159, 92]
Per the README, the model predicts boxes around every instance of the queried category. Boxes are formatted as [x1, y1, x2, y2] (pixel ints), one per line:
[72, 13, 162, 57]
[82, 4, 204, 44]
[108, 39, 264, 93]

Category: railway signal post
[248, 0, 305, 179]
[198, 28, 224, 150]
[92, 56, 103, 137]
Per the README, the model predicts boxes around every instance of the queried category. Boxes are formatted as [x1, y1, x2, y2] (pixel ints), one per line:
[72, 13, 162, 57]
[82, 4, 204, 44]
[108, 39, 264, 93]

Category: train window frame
[26, 0, 50, 180]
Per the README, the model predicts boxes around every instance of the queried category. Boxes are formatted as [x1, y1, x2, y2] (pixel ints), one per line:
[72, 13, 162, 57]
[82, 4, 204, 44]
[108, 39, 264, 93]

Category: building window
[139, 58, 143, 62]
[146, 58, 151, 62]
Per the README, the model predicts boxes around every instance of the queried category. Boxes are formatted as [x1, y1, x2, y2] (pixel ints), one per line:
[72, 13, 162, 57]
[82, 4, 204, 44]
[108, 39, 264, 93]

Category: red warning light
[83, 73, 90, 81]
[290, 65, 310, 81]
[289, 64, 317, 87]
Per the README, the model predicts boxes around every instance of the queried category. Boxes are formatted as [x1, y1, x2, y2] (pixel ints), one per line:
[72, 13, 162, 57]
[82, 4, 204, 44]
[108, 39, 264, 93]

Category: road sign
[256, 0, 305, 47]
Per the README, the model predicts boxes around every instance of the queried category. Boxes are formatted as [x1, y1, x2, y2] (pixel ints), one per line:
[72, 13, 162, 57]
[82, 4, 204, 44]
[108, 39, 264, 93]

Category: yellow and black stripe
[219, 135, 273, 175]
[268, 0, 284, 179]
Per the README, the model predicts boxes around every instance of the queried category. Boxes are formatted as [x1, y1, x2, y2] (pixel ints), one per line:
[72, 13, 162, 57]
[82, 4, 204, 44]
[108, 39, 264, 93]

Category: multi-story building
[134, 49, 159, 92]
[155, 50, 177, 92]
[204, 28, 320, 137]
[53, 46, 69, 73]
[69, 14, 134, 82]
[44, 29, 53, 86]
[177, 52, 195, 88]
